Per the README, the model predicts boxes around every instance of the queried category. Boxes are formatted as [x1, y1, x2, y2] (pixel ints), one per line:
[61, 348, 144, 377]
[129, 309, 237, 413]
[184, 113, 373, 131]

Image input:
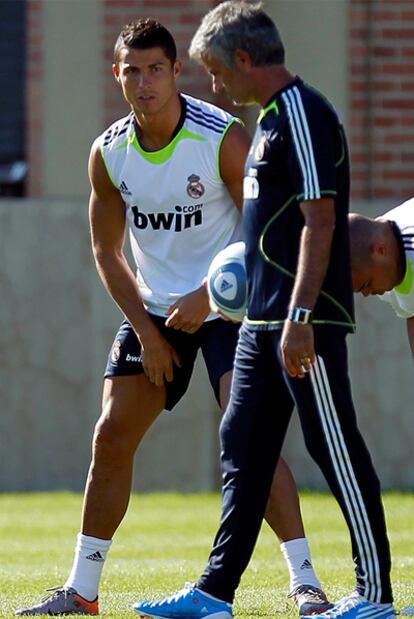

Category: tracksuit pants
[197, 323, 392, 604]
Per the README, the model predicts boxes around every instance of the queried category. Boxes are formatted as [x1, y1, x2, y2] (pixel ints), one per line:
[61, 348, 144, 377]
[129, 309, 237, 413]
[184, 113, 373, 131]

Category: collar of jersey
[395, 255, 413, 295]
[123, 124, 205, 165]
[257, 75, 302, 124]
[257, 100, 279, 124]
[390, 219, 410, 294]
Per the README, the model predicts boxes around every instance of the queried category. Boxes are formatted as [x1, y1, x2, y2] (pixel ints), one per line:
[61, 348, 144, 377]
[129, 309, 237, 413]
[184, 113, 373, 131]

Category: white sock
[280, 537, 321, 591]
[65, 533, 112, 601]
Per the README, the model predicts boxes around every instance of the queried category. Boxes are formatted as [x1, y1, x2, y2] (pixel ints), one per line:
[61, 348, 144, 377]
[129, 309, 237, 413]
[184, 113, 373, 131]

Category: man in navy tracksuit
[134, 3, 395, 619]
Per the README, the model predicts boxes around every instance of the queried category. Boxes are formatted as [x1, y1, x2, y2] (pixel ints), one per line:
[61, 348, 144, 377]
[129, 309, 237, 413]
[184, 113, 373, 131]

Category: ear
[173, 60, 182, 79]
[234, 48, 253, 71]
[112, 63, 120, 82]
[372, 241, 388, 257]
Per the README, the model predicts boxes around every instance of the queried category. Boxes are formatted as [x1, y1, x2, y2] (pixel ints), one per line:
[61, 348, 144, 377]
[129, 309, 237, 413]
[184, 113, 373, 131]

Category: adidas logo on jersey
[131, 204, 203, 232]
[119, 181, 132, 196]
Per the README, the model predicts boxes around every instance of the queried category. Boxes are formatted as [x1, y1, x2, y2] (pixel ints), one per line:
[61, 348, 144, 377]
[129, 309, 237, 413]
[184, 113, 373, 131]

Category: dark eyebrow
[123, 61, 165, 70]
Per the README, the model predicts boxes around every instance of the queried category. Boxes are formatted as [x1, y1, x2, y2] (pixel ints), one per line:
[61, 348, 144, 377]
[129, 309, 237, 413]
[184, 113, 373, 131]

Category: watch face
[288, 307, 313, 324]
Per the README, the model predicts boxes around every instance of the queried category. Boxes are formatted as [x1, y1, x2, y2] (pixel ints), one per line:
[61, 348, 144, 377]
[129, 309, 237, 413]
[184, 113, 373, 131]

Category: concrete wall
[41, 0, 103, 198]
[0, 199, 221, 492]
[267, 0, 348, 128]
[0, 199, 412, 492]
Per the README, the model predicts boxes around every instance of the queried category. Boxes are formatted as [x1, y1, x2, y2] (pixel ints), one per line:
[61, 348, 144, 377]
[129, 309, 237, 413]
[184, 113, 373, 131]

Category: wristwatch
[287, 307, 313, 324]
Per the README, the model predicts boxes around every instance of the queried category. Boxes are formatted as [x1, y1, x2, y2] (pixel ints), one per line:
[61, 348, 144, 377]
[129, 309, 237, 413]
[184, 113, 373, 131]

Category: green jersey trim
[256, 194, 356, 331]
[244, 317, 355, 328]
[395, 257, 413, 295]
[257, 100, 279, 124]
[125, 126, 207, 164]
[336, 130, 346, 167]
[244, 318, 284, 326]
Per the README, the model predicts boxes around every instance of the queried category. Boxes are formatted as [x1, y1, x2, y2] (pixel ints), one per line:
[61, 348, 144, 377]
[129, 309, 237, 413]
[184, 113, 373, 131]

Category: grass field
[0, 491, 413, 617]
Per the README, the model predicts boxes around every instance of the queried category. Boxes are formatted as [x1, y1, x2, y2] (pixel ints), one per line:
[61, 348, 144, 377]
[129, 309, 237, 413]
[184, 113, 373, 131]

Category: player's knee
[92, 411, 136, 460]
[219, 411, 249, 468]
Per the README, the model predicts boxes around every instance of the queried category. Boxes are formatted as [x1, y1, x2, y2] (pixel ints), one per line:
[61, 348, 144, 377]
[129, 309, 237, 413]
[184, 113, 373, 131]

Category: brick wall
[26, 1, 414, 200]
[103, 0, 219, 128]
[350, 0, 414, 201]
[26, 0, 44, 197]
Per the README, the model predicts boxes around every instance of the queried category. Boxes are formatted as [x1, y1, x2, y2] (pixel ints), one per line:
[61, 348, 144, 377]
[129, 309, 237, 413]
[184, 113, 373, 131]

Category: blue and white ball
[207, 241, 247, 322]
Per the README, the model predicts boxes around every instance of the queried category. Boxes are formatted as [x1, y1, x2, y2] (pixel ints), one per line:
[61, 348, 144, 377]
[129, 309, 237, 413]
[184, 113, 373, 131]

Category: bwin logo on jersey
[131, 204, 203, 232]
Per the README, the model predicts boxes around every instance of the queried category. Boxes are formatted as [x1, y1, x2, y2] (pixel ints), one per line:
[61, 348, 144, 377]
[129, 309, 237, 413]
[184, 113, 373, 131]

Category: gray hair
[189, 1, 285, 68]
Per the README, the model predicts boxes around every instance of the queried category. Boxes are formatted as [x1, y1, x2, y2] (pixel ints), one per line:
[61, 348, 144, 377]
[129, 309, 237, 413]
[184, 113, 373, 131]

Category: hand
[280, 321, 315, 378]
[139, 331, 181, 387]
[201, 278, 241, 323]
[165, 286, 211, 333]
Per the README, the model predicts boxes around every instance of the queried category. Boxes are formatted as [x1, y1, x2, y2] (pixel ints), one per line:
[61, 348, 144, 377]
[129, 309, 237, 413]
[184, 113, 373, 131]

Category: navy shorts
[104, 315, 240, 410]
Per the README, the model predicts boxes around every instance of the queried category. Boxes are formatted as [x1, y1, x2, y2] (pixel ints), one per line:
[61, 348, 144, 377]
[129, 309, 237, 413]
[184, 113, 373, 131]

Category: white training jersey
[379, 198, 414, 318]
[100, 93, 242, 318]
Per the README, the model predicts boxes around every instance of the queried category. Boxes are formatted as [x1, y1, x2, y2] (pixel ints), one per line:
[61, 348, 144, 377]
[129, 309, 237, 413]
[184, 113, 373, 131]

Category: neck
[133, 92, 182, 151]
[252, 65, 295, 107]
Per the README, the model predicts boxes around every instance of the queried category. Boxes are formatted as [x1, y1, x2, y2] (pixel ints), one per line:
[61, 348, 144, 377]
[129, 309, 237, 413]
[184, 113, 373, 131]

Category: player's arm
[166, 122, 250, 332]
[219, 121, 251, 211]
[88, 139, 180, 386]
[406, 316, 414, 360]
[281, 198, 336, 378]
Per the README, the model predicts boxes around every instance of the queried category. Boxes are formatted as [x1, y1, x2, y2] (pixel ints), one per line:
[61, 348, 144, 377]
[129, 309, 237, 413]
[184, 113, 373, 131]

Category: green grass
[0, 492, 413, 617]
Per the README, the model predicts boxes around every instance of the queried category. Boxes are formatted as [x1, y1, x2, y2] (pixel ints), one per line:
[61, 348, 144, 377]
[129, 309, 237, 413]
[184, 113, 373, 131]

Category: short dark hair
[114, 18, 177, 65]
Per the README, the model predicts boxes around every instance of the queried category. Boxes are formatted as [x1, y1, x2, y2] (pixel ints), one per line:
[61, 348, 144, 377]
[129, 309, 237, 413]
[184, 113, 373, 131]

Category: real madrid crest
[255, 135, 267, 161]
[111, 339, 122, 363]
[186, 174, 205, 199]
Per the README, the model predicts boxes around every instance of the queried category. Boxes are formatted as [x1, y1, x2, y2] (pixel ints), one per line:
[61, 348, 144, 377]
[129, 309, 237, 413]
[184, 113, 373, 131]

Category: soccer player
[133, 3, 395, 619]
[349, 198, 414, 357]
[15, 18, 330, 616]
[349, 199, 414, 617]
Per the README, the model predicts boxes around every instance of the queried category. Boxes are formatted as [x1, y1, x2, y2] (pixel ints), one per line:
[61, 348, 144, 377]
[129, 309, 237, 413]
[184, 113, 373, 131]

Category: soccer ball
[207, 241, 247, 322]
